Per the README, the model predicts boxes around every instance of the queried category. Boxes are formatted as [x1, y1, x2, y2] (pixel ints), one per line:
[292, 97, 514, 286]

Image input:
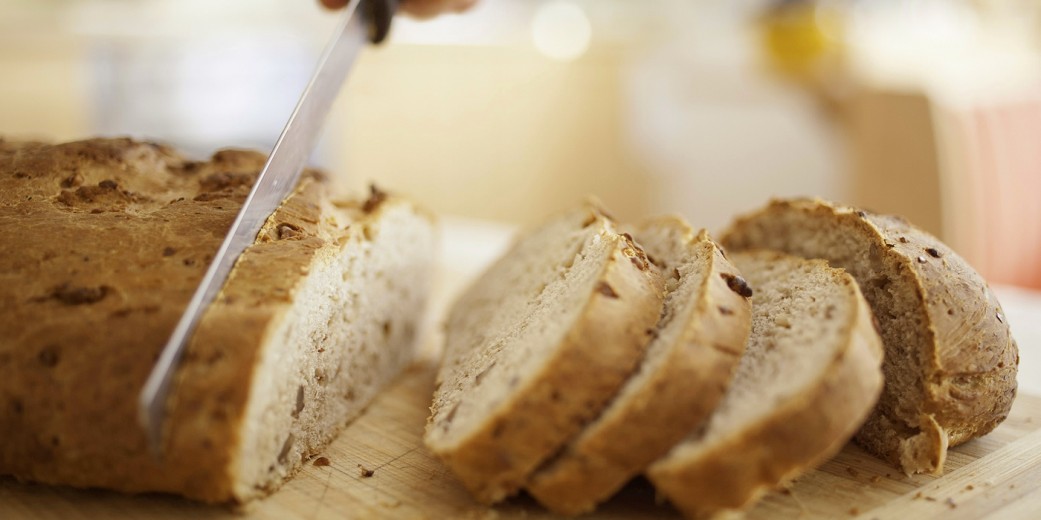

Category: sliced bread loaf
[424, 202, 664, 504]
[647, 250, 884, 518]
[525, 216, 751, 515]
[0, 138, 436, 502]
[721, 198, 1018, 474]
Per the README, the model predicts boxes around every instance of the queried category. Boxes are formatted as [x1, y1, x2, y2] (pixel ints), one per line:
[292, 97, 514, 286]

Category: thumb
[320, 0, 350, 9]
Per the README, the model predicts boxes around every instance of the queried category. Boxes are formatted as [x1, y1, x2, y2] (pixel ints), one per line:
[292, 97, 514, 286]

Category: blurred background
[2, 0, 1040, 290]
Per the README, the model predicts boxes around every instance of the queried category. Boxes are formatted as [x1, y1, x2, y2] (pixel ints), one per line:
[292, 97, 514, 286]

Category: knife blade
[138, 0, 396, 456]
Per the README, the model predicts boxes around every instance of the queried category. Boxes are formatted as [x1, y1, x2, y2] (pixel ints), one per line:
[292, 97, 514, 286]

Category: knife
[138, 0, 399, 456]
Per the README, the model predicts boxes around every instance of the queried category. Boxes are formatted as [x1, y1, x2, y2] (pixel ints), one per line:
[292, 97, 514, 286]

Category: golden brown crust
[647, 258, 885, 518]
[525, 223, 752, 516]
[720, 198, 1018, 475]
[427, 233, 664, 504]
[0, 139, 255, 499]
[863, 213, 1018, 445]
[0, 138, 424, 502]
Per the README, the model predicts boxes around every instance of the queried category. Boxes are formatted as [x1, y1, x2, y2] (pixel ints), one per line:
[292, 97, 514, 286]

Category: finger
[449, 0, 480, 13]
[401, 0, 478, 19]
[320, 0, 350, 10]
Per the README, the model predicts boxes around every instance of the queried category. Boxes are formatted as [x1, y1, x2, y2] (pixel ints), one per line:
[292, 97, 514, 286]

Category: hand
[320, 0, 478, 19]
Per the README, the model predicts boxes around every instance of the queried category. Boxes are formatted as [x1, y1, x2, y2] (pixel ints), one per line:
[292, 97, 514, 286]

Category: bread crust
[647, 253, 885, 518]
[526, 221, 751, 516]
[0, 138, 431, 502]
[425, 218, 664, 504]
[721, 198, 1018, 474]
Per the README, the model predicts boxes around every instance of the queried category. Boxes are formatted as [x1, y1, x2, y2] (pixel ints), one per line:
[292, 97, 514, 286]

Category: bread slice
[647, 250, 884, 518]
[0, 138, 436, 502]
[424, 201, 664, 504]
[525, 216, 751, 515]
[721, 198, 1019, 474]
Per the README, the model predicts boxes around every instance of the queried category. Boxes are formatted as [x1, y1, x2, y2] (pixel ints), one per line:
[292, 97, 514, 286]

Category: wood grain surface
[2, 355, 1039, 520]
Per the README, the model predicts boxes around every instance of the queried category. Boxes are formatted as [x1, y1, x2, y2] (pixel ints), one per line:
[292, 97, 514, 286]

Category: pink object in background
[947, 91, 1041, 290]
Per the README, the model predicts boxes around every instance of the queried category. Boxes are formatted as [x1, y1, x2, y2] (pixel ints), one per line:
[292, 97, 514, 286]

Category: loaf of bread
[721, 198, 1018, 474]
[648, 250, 885, 518]
[0, 138, 436, 502]
[525, 216, 751, 515]
[424, 201, 664, 504]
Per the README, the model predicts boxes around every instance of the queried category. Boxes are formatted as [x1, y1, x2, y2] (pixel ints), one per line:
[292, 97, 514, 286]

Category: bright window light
[531, 1, 592, 62]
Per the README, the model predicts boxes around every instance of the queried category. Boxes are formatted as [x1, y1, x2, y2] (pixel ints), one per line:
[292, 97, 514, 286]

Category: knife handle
[363, 0, 399, 44]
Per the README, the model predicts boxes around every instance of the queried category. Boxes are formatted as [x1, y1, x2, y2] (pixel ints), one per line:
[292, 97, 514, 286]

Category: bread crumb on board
[313, 456, 331, 467]
[358, 464, 375, 478]
[377, 496, 402, 509]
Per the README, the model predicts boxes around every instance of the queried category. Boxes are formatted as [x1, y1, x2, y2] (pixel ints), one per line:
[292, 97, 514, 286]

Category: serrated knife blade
[138, 0, 380, 456]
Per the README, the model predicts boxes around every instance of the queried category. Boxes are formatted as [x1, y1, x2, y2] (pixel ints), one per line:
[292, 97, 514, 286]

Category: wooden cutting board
[2, 356, 1039, 520]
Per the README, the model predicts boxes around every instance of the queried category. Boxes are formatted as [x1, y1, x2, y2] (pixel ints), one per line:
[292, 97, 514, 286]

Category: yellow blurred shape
[759, 1, 843, 81]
